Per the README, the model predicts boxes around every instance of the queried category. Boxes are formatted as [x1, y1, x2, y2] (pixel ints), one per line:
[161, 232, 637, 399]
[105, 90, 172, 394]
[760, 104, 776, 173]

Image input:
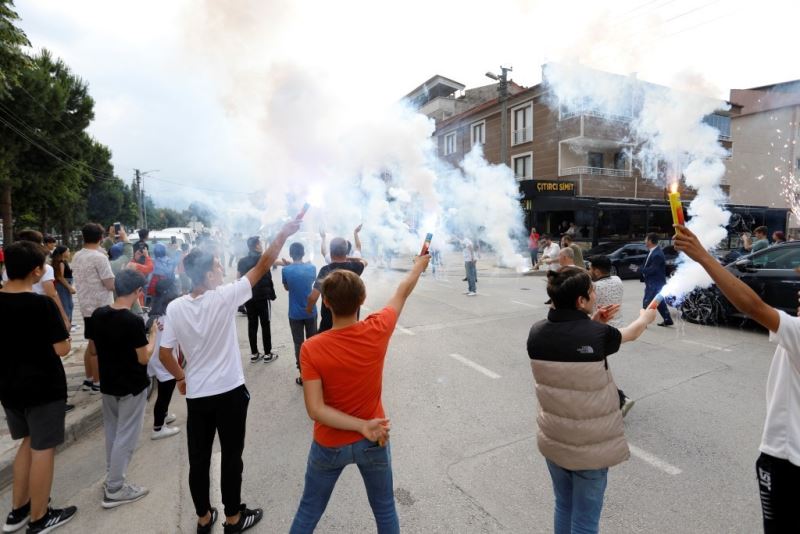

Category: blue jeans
[464, 261, 477, 292]
[546, 459, 608, 534]
[643, 285, 671, 322]
[290, 439, 399, 534]
[55, 282, 73, 323]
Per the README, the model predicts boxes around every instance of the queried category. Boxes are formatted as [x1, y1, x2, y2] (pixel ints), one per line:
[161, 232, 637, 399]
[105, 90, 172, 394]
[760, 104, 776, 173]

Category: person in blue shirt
[282, 242, 318, 385]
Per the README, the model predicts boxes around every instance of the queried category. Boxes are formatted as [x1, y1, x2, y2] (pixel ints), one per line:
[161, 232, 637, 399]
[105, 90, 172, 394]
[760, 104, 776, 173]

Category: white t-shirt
[72, 247, 114, 317]
[148, 317, 177, 382]
[2, 264, 54, 295]
[593, 275, 624, 328]
[160, 277, 252, 399]
[760, 310, 800, 466]
[462, 239, 475, 262]
[543, 243, 561, 271]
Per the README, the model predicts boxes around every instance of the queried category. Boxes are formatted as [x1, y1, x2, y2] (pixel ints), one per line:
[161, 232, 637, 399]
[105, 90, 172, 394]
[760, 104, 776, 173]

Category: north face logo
[577, 345, 594, 354]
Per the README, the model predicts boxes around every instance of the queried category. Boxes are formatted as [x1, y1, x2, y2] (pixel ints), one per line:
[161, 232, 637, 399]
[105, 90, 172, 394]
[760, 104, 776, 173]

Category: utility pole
[486, 66, 513, 166]
[134, 169, 144, 229]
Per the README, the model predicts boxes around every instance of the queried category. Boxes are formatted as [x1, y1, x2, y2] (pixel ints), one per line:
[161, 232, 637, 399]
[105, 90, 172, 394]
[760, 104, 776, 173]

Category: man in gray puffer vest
[527, 266, 656, 534]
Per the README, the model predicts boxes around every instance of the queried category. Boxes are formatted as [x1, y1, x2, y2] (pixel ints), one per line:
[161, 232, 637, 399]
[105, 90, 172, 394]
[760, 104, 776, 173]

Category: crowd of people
[0, 216, 798, 534]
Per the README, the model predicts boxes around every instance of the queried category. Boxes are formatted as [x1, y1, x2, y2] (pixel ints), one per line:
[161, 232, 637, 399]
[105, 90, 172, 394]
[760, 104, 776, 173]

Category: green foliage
[0, 0, 30, 99]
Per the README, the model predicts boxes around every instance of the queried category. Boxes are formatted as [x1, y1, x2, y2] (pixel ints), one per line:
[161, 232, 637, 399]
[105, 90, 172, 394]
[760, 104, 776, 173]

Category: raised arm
[353, 224, 363, 254]
[385, 254, 430, 316]
[675, 225, 779, 332]
[245, 219, 302, 287]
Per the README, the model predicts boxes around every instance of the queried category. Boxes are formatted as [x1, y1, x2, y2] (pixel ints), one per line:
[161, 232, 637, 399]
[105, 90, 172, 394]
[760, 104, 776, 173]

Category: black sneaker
[4, 501, 30, 533]
[197, 508, 218, 534]
[25, 507, 76, 534]
[64, 404, 74, 414]
[249, 353, 262, 363]
[223, 505, 262, 533]
[262, 353, 278, 364]
[80, 380, 93, 392]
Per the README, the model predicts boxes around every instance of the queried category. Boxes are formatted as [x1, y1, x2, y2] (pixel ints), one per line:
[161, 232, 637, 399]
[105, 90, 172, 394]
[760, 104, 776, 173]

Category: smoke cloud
[176, 2, 526, 267]
[544, 62, 731, 300]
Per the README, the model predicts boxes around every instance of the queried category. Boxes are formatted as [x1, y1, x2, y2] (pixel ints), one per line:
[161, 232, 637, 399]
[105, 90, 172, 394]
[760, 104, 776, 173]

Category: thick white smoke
[178, 5, 526, 267]
[544, 62, 731, 300]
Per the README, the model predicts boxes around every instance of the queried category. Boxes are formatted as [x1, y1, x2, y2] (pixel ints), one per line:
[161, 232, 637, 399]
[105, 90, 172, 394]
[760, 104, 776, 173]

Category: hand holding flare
[669, 182, 685, 235]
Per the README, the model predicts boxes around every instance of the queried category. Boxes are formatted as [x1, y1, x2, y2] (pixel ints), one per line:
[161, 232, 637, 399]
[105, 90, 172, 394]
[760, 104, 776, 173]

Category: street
[0, 265, 772, 533]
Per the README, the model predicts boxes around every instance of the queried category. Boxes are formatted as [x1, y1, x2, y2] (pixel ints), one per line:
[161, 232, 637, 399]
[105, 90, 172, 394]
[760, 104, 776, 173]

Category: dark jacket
[527, 309, 627, 471]
[641, 246, 667, 289]
[237, 252, 276, 303]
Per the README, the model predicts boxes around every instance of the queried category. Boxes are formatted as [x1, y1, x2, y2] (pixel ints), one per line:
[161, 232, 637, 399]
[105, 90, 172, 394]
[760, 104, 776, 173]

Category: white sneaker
[466, 292, 477, 296]
[102, 483, 149, 508]
[164, 413, 177, 424]
[151, 426, 180, 440]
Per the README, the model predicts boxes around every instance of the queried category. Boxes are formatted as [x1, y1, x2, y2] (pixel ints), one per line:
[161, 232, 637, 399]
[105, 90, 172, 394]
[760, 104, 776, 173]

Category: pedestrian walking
[157, 218, 300, 533]
[527, 266, 656, 534]
[528, 227, 540, 267]
[1, 241, 77, 533]
[536, 234, 561, 272]
[641, 233, 673, 326]
[289, 253, 430, 533]
[91, 270, 158, 509]
[461, 237, 477, 296]
[51, 245, 77, 332]
[281, 242, 318, 386]
[237, 236, 278, 363]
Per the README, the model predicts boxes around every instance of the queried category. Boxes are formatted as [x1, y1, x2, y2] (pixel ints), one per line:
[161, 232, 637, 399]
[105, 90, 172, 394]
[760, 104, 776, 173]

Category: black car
[584, 242, 679, 280]
[680, 241, 800, 324]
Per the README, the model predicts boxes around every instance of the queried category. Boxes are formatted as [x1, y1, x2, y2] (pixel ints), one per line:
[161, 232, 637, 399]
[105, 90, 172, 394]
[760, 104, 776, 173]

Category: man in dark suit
[641, 233, 673, 326]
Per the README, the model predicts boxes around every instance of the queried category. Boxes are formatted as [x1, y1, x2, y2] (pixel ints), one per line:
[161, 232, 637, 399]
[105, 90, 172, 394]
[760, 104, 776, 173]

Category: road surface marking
[628, 444, 682, 475]
[448, 353, 500, 379]
[680, 339, 732, 352]
[511, 300, 539, 308]
[396, 326, 415, 336]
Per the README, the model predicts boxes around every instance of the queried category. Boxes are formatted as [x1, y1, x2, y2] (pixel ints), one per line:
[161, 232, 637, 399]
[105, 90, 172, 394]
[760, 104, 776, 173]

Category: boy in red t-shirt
[289, 253, 430, 534]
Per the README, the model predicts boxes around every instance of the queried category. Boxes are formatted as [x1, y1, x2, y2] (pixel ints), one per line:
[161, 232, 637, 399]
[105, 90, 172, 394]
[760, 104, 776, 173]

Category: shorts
[83, 316, 96, 340]
[4, 400, 66, 450]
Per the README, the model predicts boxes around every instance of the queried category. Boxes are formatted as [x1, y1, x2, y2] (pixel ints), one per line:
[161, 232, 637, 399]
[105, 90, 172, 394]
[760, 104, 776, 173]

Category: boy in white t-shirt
[158, 218, 300, 534]
[675, 225, 799, 533]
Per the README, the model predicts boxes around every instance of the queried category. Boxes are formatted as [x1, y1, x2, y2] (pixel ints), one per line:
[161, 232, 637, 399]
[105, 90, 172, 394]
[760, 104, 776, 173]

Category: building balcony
[560, 109, 633, 123]
[560, 166, 632, 178]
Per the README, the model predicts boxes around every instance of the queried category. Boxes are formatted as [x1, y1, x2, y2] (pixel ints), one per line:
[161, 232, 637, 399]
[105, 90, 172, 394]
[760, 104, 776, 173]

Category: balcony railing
[512, 127, 532, 145]
[560, 109, 633, 123]
[718, 134, 732, 142]
[561, 166, 632, 178]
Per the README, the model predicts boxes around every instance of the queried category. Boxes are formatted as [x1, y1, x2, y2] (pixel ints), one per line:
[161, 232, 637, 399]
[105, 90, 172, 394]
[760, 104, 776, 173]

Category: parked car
[680, 241, 800, 324]
[584, 242, 679, 279]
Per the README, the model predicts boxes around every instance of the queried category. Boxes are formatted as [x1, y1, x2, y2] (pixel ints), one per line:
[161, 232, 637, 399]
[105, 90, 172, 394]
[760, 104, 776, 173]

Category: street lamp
[486, 66, 512, 166]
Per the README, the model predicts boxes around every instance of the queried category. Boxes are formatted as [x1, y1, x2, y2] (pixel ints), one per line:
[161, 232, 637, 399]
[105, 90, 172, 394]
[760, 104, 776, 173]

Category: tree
[0, 0, 30, 242]
[183, 201, 215, 227]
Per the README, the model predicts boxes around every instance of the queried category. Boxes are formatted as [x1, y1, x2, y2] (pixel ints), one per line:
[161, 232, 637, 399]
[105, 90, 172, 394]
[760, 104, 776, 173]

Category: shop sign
[533, 180, 576, 195]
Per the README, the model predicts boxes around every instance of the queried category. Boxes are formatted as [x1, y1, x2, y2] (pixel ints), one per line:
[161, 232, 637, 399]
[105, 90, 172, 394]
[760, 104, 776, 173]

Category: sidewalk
[0, 315, 103, 490]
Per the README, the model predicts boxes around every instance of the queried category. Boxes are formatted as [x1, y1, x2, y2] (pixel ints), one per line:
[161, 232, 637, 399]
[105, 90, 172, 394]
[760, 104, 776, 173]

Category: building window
[513, 153, 533, 180]
[444, 132, 457, 155]
[470, 121, 485, 146]
[702, 113, 731, 140]
[512, 103, 533, 145]
[588, 152, 604, 168]
[613, 151, 627, 170]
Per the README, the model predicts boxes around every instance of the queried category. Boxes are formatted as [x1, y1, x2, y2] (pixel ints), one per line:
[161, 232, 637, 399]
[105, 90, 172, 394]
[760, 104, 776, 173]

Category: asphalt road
[0, 266, 773, 533]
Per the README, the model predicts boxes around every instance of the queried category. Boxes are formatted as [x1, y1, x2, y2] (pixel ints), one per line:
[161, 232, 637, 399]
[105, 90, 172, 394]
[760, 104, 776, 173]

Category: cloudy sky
[14, 0, 800, 209]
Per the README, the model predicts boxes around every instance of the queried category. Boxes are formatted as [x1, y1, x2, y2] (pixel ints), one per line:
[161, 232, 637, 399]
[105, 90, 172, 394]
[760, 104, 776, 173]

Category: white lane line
[448, 353, 500, 379]
[511, 300, 539, 308]
[211, 450, 221, 491]
[396, 326, 415, 336]
[628, 444, 682, 475]
[680, 339, 732, 352]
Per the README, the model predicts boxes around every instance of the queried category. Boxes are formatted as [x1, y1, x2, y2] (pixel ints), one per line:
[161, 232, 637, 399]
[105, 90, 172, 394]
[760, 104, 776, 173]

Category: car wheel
[680, 288, 724, 325]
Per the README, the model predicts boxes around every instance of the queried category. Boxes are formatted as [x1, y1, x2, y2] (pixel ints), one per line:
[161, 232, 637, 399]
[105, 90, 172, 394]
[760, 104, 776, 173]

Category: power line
[145, 175, 253, 196]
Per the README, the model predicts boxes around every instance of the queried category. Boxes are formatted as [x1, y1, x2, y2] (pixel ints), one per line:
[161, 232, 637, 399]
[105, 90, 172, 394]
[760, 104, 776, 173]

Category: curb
[0, 400, 104, 490]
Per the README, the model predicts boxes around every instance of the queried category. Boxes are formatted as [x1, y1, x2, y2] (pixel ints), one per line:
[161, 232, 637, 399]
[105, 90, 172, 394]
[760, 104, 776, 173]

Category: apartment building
[408, 65, 786, 245]
[726, 80, 800, 234]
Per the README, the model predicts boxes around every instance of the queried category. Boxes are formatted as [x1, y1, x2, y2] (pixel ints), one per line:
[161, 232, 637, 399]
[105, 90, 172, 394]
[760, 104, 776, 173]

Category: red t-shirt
[300, 306, 398, 447]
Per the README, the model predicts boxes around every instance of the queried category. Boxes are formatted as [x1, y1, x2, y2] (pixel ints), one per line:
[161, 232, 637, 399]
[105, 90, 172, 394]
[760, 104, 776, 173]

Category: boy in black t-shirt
[306, 237, 367, 332]
[91, 269, 158, 510]
[0, 241, 77, 534]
